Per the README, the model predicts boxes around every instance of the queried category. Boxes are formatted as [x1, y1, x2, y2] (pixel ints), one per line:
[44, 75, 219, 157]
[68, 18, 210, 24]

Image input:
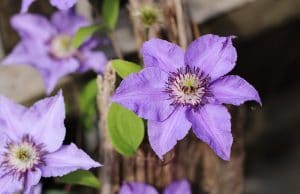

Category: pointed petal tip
[57, 89, 63, 97]
[92, 161, 102, 168]
[229, 35, 237, 39]
[220, 150, 231, 161]
[256, 94, 262, 106]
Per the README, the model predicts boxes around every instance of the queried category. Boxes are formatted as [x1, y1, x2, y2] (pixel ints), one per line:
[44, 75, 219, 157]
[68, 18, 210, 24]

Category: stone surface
[0, 65, 45, 102]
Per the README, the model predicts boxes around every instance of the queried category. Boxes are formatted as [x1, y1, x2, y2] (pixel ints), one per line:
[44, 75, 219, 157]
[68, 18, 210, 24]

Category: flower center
[50, 34, 76, 58]
[1, 135, 46, 174]
[165, 66, 210, 107]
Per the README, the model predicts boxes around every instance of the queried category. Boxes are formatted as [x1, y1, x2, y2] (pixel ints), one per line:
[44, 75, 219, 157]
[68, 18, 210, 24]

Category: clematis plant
[2, 10, 107, 94]
[119, 179, 191, 194]
[111, 34, 261, 160]
[0, 91, 101, 194]
[21, 0, 78, 13]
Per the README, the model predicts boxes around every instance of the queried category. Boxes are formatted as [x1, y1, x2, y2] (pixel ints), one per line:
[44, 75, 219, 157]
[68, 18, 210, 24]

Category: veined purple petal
[32, 57, 79, 94]
[0, 133, 9, 154]
[23, 169, 42, 194]
[78, 50, 107, 74]
[0, 174, 23, 193]
[210, 75, 262, 106]
[50, 0, 78, 10]
[164, 180, 191, 194]
[0, 95, 26, 141]
[41, 143, 101, 177]
[185, 34, 237, 80]
[21, 0, 35, 13]
[11, 14, 56, 42]
[187, 104, 233, 160]
[111, 67, 174, 121]
[24, 91, 66, 152]
[119, 182, 158, 194]
[148, 107, 191, 159]
[51, 10, 88, 35]
[142, 38, 184, 73]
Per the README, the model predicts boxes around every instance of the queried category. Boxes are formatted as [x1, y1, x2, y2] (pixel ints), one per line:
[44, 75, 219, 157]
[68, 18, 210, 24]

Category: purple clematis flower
[0, 91, 101, 194]
[21, 0, 78, 13]
[2, 10, 107, 94]
[111, 35, 261, 160]
[119, 179, 191, 194]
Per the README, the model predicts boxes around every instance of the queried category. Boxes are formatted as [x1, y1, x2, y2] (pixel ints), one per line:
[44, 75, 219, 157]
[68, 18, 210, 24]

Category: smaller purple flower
[2, 10, 107, 94]
[21, 0, 78, 13]
[111, 35, 261, 160]
[119, 179, 191, 194]
[0, 91, 101, 194]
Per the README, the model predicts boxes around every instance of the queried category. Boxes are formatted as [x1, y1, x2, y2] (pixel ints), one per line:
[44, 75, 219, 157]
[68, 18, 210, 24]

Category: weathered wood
[97, 62, 117, 194]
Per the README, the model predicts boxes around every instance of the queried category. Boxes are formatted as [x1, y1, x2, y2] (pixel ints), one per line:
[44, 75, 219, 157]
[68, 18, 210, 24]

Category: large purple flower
[111, 35, 261, 160]
[119, 179, 191, 194]
[2, 10, 107, 94]
[0, 91, 101, 194]
[21, 0, 77, 13]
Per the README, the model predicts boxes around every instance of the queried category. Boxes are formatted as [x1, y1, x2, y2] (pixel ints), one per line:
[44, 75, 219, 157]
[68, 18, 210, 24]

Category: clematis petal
[41, 143, 101, 177]
[0, 175, 23, 194]
[185, 34, 237, 80]
[24, 91, 66, 152]
[210, 75, 261, 106]
[51, 9, 88, 35]
[23, 169, 42, 194]
[78, 50, 107, 73]
[142, 38, 185, 73]
[31, 184, 42, 194]
[1, 40, 48, 66]
[11, 14, 56, 42]
[119, 182, 158, 194]
[21, 0, 36, 13]
[148, 107, 191, 159]
[50, 0, 78, 10]
[187, 104, 232, 160]
[0, 95, 26, 141]
[32, 57, 79, 94]
[0, 133, 9, 155]
[163, 180, 191, 194]
[111, 67, 174, 121]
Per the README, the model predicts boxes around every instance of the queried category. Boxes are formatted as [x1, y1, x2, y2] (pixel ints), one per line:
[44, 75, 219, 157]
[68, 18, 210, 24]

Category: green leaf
[72, 25, 104, 48]
[79, 79, 98, 131]
[108, 103, 145, 156]
[111, 59, 142, 78]
[102, 0, 120, 30]
[57, 170, 100, 189]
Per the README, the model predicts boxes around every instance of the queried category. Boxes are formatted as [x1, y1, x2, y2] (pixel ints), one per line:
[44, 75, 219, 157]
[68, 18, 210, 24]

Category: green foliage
[72, 25, 104, 48]
[57, 170, 100, 189]
[102, 0, 120, 30]
[108, 103, 145, 156]
[79, 79, 98, 131]
[111, 59, 142, 78]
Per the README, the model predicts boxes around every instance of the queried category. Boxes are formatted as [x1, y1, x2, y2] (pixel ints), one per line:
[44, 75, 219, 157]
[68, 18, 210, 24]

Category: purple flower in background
[0, 91, 101, 194]
[119, 179, 191, 194]
[112, 35, 261, 160]
[2, 10, 107, 94]
[21, 0, 78, 13]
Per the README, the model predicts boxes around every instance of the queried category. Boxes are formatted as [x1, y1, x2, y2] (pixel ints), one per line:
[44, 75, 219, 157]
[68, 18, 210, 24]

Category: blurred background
[0, 0, 300, 193]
